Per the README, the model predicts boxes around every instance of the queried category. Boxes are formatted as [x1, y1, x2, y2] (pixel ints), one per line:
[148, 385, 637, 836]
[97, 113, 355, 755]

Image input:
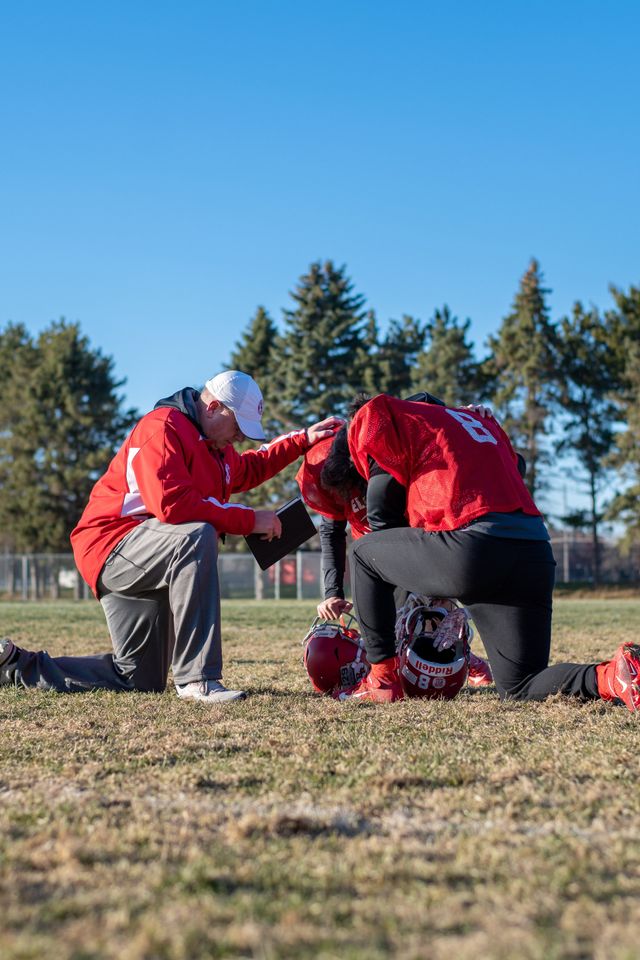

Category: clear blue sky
[2, 0, 639, 430]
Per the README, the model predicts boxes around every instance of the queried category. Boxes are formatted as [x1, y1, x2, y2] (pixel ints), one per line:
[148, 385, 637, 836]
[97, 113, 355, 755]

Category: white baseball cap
[205, 370, 266, 441]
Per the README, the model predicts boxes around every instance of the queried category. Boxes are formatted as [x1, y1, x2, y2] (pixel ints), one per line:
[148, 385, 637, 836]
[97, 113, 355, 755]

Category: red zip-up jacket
[71, 390, 309, 594]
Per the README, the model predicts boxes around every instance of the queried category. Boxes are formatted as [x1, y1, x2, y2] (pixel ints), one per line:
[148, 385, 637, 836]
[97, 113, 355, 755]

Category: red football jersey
[296, 435, 369, 539]
[348, 395, 540, 532]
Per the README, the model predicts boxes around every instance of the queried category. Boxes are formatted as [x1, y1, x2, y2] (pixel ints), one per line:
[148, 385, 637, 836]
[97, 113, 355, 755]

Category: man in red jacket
[0, 371, 340, 703]
[333, 395, 640, 711]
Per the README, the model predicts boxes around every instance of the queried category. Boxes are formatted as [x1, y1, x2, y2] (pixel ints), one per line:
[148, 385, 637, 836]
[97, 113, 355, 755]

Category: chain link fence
[0, 554, 89, 600]
[550, 534, 640, 585]
[0, 552, 326, 601]
[0, 537, 637, 601]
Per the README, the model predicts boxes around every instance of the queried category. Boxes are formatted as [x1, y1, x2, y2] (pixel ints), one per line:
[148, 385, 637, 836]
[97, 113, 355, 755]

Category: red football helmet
[396, 597, 470, 700]
[303, 615, 370, 694]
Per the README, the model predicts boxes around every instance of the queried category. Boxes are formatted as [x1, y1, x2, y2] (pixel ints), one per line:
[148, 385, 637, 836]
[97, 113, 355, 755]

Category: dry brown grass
[1, 599, 640, 960]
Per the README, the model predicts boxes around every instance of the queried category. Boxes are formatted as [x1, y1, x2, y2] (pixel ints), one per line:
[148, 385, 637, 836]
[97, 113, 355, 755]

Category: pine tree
[226, 262, 371, 534]
[604, 285, 640, 549]
[374, 315, 426, 396]
[0, 324, 41, 550]
[228, 305, 277, 382]
[224, 308, 291, 524]
[360, 310, 382, 396]
[0, 319, 138, 552]
[486, 260, 557, 498]
[228, 306, 281, 435]
[412, 305, 482, 405]
[275, 261, 369, 423]
[554, 304, 617, 585]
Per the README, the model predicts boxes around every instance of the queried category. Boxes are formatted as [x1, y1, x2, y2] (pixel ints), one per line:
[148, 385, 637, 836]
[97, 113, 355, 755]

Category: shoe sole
[176, 690, 247, 703]
[0, 639, 16, 669]
[336, 689, 404, 703]
[615, 643, 640, 713]
[467, 677, 493, 687]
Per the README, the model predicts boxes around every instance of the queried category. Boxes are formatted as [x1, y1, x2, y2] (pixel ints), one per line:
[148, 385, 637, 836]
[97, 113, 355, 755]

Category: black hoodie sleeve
[366, 459, 409, 531]
[319, 517, 348, 599]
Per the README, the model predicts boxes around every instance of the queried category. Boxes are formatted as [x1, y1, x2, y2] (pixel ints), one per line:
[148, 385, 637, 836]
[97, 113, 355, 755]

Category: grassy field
[1, 598, 639, 960]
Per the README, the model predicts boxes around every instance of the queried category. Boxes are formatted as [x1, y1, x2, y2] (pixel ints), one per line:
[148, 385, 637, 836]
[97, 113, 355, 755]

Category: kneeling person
[332, 394, 639, 709]
[1, 371, 340, 703]
[296, 396, 492, 689]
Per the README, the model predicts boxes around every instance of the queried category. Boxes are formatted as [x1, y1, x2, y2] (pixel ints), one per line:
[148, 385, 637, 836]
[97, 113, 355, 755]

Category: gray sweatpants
[2, 520, 223, 694]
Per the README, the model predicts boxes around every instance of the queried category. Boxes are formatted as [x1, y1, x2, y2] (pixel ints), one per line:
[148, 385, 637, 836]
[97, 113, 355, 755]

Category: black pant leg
[351, 527, 600, 702]
[347, 547, 410, 630]
[351, 527, 487, 662]
[522, 663, 598, 700]
[467, 602, 597, 700]
[465, 538, 598, 701]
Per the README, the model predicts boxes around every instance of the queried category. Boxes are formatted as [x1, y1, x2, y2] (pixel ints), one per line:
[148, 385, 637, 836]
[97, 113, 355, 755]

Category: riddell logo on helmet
[414, 659, 454, 676]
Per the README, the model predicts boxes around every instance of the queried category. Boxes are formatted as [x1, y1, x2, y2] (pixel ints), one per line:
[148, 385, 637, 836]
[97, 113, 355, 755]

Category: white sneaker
[175, 679, 247, 703]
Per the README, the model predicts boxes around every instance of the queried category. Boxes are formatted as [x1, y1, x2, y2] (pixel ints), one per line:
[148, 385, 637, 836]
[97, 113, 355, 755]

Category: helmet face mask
[396, 597, 471, 700]
[409, 630, 460, 665]
[303, 616, 370, 694]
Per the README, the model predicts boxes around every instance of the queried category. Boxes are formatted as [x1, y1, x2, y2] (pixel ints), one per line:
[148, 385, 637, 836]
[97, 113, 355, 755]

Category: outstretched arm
[231, 418, 344, 494]
[317, 517, 353, 619]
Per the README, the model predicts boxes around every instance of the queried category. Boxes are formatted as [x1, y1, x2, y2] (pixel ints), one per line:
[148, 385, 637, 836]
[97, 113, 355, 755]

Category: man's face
[201, 400, 245, 449]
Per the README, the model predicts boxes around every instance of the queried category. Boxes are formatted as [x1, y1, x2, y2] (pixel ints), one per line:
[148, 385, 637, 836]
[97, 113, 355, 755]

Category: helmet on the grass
[396, 596, 470, 700]
[303, 615, 370, 694]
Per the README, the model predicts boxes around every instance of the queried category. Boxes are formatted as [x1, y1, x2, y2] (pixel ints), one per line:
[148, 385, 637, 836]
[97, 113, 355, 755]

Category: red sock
[595, 659, 616, 701]
[369, 656, 400, 685]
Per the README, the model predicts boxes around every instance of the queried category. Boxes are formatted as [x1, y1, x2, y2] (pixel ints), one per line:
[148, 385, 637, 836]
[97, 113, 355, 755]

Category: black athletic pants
[351, 527, 600, 702]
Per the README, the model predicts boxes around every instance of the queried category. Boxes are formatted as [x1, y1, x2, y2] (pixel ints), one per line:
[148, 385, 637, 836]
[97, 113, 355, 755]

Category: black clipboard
[244, 496, 317, 570]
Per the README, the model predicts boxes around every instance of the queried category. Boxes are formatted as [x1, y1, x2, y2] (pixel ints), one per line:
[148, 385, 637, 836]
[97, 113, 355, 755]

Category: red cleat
[467, 651, 493, 687]
[334, 656, 404, 703]
[596, 642, 640, 713]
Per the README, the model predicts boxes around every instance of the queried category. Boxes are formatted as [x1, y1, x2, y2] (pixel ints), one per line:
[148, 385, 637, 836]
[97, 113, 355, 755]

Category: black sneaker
[0, 637, 21, 686]
[0, 638, 16, 668]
